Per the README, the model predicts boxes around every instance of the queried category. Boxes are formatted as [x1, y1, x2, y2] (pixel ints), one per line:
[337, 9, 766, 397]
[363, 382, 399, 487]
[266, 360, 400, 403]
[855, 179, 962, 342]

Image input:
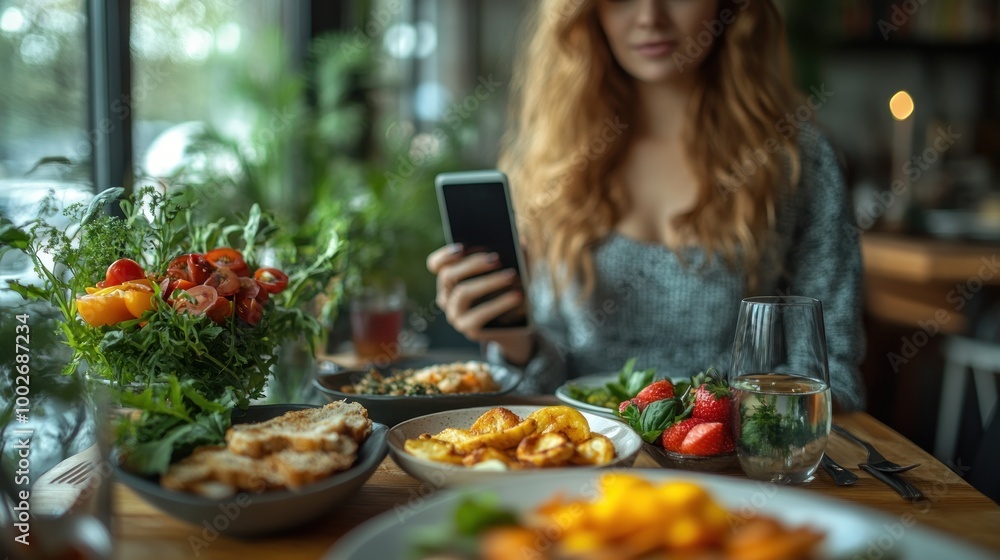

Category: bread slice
[266, 449, 357, 489]
[226, 400, 371, 458]
[161, 401, 371, 495]
[161, 445, 283, 496]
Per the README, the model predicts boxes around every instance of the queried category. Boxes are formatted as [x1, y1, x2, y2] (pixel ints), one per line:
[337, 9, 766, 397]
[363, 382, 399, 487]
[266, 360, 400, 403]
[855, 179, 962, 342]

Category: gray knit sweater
[488, 124, 867, 410]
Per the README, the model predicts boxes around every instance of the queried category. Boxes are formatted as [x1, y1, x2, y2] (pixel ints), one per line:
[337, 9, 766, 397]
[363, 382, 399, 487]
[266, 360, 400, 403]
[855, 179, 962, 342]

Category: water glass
[729, 296, 832, 484]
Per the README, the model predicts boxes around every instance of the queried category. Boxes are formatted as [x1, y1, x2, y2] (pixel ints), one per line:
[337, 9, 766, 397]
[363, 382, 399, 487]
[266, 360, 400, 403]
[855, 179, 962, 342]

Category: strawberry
[679, 422, 734, 456]
[632, 380, 675, 410]
[618, 399, 636, 415]
[660, 417, 707, 452]
[692, 381, 732, 424]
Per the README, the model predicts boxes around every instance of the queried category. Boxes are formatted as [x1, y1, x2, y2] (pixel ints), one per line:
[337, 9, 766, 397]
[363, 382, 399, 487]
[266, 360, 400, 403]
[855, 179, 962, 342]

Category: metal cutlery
[832, 425, 924, 500]
[858, 463, 925, 501]
[831, 424, 919, 473]
[820, 453, 858, 486]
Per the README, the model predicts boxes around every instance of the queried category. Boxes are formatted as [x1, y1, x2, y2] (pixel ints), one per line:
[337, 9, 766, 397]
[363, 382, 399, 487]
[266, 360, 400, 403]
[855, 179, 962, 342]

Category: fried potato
[463, 446, 521, 469]
[572, 433, 616, 466]
[433, 428, 476, 445]
[454, 418, 537, 454]
[403, 438, 464, 465]
[470, 407, 521, 434]
[527, 406, 591, 443]
[517, 432, 575, 467]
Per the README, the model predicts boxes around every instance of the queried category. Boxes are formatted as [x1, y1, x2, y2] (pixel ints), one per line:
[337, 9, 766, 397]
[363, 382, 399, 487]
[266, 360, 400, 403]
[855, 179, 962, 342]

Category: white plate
[386, 405, 642, 488]
[554, 373, 623, 417]
[327, 469, 997, 559]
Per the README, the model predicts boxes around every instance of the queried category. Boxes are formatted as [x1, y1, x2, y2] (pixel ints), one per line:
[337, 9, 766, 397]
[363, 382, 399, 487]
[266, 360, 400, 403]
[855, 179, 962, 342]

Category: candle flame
[890, 91, 914, 121]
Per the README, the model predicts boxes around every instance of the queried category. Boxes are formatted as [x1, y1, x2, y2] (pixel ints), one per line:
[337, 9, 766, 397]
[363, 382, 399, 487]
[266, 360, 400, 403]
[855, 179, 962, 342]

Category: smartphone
[435, 170, 530, 332]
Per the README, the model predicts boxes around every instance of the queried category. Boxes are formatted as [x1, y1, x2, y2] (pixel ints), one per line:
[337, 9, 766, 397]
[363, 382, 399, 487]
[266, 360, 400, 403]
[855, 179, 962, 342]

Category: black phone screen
[440, 180, 528, 329]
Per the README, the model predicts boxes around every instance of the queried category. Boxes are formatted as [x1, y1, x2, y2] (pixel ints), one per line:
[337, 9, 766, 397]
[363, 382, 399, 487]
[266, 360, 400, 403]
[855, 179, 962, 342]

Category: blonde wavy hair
[499, 0, 802, 297]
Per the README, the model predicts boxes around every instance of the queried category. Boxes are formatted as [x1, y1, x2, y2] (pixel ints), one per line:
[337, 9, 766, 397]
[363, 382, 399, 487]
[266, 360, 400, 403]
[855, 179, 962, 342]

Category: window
[0, 0, 89, 177]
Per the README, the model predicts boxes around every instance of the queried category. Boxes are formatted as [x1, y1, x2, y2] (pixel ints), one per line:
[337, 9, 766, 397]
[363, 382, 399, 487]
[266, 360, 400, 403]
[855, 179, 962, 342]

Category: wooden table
[112, 410, 1000, 559]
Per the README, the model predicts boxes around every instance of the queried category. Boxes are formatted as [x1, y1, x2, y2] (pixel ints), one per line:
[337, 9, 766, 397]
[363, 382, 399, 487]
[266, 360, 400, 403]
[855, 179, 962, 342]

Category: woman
[427, 0, 865, 410]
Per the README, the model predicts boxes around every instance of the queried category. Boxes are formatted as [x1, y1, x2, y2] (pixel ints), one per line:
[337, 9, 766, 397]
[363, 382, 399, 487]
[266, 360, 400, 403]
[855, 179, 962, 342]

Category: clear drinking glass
[729, 296, 833, 484]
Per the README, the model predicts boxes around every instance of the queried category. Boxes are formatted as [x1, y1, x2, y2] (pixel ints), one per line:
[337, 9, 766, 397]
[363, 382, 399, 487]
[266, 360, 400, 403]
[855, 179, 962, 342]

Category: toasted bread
[226, 400, 370, 458]
[267, 449, 357, 488]
[161, 445, 281, 496]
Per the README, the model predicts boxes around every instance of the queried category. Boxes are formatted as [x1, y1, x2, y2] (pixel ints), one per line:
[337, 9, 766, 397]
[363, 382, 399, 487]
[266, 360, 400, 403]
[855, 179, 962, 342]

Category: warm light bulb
[890, 91, 914, 121]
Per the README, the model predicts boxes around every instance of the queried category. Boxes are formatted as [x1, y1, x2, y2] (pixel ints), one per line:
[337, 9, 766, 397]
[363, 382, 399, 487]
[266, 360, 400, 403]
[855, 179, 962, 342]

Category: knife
[820, 453, 858, 486]
[859, 463, 925, 501]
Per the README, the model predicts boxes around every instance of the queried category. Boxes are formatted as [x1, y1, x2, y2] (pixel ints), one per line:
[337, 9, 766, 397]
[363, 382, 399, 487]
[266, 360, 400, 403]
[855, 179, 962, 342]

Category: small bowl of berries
[618, 369, 737, 472]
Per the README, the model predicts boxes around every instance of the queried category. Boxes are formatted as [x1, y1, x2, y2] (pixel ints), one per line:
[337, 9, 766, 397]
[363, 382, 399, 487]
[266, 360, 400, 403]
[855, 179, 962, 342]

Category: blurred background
[0, 0, 997, 493]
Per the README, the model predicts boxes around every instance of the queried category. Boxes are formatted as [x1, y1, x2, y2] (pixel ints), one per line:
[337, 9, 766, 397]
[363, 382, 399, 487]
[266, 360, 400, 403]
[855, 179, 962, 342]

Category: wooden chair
[935, 336, 1000, 462]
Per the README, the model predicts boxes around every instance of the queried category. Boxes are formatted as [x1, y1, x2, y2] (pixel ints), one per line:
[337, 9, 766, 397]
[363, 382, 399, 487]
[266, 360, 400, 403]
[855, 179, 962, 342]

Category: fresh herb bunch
[0, 187, 343, 474]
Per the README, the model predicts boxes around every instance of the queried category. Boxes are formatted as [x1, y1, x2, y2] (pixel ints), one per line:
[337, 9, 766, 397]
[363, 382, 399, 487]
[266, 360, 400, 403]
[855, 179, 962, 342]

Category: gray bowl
[113, 405, 388, 537]
[313, 361, 522, 427]
[387, 405, 643, 488]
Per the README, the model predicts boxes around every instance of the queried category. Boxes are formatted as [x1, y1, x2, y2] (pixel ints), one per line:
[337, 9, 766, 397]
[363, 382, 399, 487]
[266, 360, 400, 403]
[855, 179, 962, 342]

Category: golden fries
[404, 407, 616, 469]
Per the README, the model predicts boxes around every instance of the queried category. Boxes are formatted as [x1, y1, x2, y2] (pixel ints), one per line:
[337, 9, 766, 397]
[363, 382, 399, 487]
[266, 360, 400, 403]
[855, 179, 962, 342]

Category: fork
[831, 425, 919, 473]
[31, 444, 100, 516]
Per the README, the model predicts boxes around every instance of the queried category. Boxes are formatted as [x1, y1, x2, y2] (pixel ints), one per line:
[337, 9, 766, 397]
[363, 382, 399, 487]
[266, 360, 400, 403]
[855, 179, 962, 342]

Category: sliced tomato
[253, 267, 288, 294]
[204, 248, 250, 277]
[160, 277, 196, 300]
[173, 285, 230, 324]
[205, 297, 233, 324]
[235, 295, 264, 326]
[204, 267, 240, 297]
[105, 258, 145, 287]
[166, 255, 192, 281]
[236, 277, 260, 300]
[76, 294, 135, 326]
[187, 254, 215, 284]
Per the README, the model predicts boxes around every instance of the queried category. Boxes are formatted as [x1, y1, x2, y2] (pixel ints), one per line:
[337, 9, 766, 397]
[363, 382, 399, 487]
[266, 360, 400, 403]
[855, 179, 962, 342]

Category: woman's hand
[426, 244, 534, 364]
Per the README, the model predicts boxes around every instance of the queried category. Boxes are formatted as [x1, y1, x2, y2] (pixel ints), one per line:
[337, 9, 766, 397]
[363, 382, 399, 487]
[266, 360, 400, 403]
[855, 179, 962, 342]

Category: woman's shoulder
[794, 121, 842, 182]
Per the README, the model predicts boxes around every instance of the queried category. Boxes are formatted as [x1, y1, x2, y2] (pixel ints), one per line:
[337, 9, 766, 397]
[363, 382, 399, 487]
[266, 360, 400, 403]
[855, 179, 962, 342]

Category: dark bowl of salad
[313, 360, 522, 427]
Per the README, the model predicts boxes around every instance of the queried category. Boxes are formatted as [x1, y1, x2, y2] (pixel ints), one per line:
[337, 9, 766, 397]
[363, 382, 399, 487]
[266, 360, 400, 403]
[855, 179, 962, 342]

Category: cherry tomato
[204, 248, 250, 277]
[173, 285, 230, 325]
[166, 255, 192, 281]
[235, 295, 263, 326]
[160, 277, 195, 300]
[105, 258, 145, 286]
[236, 277, 260, 300]
[204, 267, 240, 297]
[188, 254, 215, 285]
[76, 294, 135, 326]
[253, 268, 288, 294]
[205, 297, 233, 324]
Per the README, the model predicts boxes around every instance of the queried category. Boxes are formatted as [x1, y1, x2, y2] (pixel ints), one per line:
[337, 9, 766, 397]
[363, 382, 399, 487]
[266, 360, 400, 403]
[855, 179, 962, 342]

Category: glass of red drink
[349, 281, 405, 366]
